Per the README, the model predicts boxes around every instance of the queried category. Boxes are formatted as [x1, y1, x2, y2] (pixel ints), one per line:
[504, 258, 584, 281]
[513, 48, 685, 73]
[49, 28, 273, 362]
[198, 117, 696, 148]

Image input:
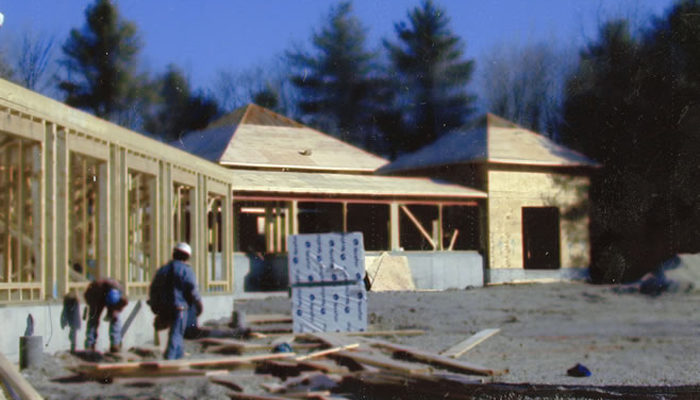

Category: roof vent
[299, 149, 312, 156]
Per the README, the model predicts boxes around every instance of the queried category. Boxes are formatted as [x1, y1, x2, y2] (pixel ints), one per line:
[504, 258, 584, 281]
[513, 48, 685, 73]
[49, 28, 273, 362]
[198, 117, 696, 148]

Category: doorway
[522, 207, 560, 269]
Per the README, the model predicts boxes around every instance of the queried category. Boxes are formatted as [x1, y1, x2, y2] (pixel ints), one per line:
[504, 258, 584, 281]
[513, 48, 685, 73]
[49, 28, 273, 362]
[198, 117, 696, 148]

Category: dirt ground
[19, 281, 700, 399]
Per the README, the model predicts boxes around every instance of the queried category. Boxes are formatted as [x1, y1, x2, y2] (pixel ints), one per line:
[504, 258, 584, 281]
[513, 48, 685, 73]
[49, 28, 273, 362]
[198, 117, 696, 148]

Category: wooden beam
[0, 351, 43, 400]
[43, 123, 56, 299]
[329, 350, 431, 374]
[440, 328, 500, 359]
[98, 161, 110, 278]
[294, 343, 359, 361]
[389, 202, 399, 251]
[447, 229, 460, 251]
[246, 314, 293, 325]
[399, 205, 436, 250]
[55, 129, 69, 297]
[365, 339, 503, 376]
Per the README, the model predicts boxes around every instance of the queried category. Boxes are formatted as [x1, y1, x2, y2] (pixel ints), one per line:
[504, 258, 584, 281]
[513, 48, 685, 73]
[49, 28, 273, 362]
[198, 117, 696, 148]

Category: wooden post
[223, 184, 233, 292]
[98, 161, 110, 278]
[55, 129, 69, 297]
[43, 123, 56, 299]
[437, 204, 444, 251]
[31, 143, 43, 299]
[289, 200, 299, 235]
[150, 168, 160, 279]
[159, 162, 172, 266]
[0, 351, 43, 400]
[390, 202, 400, 251]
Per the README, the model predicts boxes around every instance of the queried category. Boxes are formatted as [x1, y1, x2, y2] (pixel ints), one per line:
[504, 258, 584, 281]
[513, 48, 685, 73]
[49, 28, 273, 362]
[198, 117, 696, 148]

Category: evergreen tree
[58, 0, 142, 123]
[143, 65, 220, 141]
[383, 0, 476, 156]
[288, 2, 384, 150]
[562, 1, 700, 282]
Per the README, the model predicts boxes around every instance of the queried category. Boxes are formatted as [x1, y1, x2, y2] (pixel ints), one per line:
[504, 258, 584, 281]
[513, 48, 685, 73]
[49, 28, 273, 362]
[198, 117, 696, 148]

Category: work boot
[109, 344, 121, 353]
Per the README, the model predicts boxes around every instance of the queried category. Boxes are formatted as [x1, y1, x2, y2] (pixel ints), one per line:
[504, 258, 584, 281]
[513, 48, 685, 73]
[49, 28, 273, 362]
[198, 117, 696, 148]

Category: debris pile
[53, 313, 505, 399]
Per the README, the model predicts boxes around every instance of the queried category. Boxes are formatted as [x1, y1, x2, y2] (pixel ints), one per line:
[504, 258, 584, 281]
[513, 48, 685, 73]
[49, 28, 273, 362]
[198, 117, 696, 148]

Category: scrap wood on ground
[50, 312, 505, 399]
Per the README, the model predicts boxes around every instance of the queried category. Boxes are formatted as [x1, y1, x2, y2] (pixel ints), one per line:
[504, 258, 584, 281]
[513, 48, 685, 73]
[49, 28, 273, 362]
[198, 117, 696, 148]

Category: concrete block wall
[0, 294, 234, 363]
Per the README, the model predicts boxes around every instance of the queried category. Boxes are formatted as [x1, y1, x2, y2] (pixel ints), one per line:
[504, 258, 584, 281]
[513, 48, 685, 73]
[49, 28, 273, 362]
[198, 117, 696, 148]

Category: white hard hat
[174, 242, 192, 256]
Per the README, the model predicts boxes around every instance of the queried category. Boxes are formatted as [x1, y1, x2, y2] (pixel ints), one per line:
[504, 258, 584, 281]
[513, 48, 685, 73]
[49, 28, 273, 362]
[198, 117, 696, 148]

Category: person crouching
[84, 279, 128, 353]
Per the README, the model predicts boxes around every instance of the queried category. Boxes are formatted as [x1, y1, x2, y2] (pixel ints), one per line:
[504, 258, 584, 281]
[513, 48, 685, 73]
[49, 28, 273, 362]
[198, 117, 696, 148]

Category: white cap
[174, 242, 191, 256]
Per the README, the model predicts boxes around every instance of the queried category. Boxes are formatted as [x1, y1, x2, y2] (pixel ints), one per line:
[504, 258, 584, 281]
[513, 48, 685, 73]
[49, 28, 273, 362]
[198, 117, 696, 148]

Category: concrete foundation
[485, 267, 589, 284]
[0, 294, 234, 363]
[234, 251, 485, 292]
[395, 251, 484, 290]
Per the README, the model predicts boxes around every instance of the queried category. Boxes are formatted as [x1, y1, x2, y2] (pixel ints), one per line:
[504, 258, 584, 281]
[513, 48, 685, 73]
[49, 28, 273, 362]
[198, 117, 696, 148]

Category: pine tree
[383, 0, 476, 155]
[58, 0, 141, 123]
[288, 2, 384, 150]
[143, 65, 220, 141]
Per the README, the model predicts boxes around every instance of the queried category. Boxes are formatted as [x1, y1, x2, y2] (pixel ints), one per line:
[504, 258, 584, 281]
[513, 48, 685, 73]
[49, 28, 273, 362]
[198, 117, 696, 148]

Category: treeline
[1, 0, 699, 282]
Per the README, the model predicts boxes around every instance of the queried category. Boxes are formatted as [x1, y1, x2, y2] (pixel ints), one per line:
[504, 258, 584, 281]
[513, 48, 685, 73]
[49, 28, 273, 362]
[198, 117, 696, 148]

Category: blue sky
[0, 0, 677, 91]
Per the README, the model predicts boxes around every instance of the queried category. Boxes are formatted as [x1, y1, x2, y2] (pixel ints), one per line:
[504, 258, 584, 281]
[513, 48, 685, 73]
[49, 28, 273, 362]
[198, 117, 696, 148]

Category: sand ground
[20, 281, 700, 399]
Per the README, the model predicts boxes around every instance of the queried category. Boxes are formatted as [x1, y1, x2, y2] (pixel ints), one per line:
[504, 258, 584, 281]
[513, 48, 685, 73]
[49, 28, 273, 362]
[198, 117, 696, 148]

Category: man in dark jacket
[84, 278, 128, 353]
[150, 242, 203, 360]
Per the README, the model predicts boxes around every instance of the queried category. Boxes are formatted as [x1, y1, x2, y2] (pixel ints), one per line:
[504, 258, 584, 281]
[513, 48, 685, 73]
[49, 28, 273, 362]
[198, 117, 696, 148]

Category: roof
[172, 104, 388, 173]
[379, 114, 598, 174]
[232, 169, 486, 199]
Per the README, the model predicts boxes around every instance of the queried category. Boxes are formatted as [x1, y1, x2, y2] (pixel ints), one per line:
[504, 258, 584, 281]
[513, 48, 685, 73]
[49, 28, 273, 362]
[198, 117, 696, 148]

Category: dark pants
[164, 308, 187, 360]
[85, 306, 122, 349]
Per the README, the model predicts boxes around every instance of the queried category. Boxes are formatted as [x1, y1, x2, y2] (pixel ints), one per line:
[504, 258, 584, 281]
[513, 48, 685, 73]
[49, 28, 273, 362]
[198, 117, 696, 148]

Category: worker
[60, 291, 81, 353]
[149, 242, 203, 360]
[84, 278, 128, 353]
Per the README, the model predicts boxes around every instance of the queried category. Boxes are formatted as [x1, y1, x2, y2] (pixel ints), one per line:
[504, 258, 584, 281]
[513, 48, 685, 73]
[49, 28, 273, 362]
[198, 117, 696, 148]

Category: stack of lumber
[64, 314, 504, 399]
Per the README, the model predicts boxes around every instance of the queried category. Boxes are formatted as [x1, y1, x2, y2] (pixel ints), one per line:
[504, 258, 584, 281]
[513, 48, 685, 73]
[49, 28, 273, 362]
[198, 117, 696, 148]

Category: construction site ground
[17, 281, 700, 399]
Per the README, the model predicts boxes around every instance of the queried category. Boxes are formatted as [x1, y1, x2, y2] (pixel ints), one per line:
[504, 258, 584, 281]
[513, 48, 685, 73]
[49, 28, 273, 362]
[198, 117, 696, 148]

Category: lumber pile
[59, 314, 505, 399]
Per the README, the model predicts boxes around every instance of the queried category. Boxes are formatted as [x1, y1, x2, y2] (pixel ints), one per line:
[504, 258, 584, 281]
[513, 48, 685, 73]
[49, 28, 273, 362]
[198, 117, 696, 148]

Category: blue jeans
[85, 306, 122, 349]
[164, 308, 187, 360]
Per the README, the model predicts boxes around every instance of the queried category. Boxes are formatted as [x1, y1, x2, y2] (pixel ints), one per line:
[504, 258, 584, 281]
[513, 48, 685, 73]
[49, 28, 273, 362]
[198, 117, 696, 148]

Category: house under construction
[0, 78, 595, 359]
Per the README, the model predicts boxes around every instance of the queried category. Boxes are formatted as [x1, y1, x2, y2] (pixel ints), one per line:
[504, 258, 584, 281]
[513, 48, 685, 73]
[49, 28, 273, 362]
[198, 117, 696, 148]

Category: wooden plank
[209, 374, 245, 392]
[0, 351, 43, 400]
[345, 329, 425, 338]
[207, 342, 321, 355]
[329, 350, 431, 375]
[258, 329, 425, 340]
[400, 205, 436, 249]
[440, 328, 500, 359]
[246, 314, 293, 325]
[84, 352, 298, 374]
[75, 366, 228, 380]
[229, 392, 296, 400]
[299, 333, 355, 348]
[294, 344, 359, 361]
[295, 360, 349, 374]
[365, 339, 502, 376]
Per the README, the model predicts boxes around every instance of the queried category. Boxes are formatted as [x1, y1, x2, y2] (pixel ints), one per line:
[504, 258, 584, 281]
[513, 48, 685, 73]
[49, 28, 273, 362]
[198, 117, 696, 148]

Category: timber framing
[0, 78, 234, 302]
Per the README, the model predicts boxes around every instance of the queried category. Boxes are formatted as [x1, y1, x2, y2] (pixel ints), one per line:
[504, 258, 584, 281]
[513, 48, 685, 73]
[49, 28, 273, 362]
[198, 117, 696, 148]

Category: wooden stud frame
[0, 80, 235, 303]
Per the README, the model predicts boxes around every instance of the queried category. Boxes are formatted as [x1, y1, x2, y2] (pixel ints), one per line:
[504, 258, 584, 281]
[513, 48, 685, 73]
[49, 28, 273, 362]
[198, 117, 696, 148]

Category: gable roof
[172, 104, 388, 173]
[378, 114, 598, 174]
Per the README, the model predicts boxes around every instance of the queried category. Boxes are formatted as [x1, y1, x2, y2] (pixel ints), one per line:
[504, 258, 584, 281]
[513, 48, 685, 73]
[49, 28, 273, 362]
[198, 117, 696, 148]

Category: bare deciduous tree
[480, 41, 575, 138]
[212, 56, 298, 116]
[17, 30, 56, 91]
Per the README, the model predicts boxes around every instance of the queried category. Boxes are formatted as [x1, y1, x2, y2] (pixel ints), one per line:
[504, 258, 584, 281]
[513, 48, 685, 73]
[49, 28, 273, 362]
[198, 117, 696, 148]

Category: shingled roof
[378, 114, 598, 174]
[172, 104, 388, 173]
